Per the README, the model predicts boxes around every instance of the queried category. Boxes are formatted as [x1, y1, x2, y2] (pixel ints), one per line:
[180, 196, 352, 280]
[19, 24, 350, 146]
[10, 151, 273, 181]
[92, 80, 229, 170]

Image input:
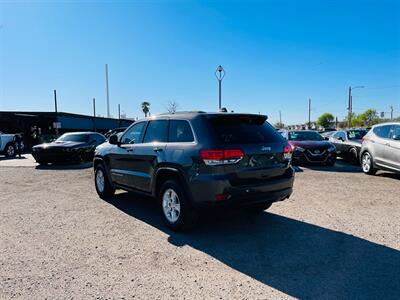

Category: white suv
[360, 123, 400, 175]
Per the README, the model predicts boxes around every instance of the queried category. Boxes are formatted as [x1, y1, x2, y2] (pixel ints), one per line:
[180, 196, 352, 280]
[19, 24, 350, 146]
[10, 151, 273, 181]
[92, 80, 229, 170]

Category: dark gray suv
[93, 112, 295, 230]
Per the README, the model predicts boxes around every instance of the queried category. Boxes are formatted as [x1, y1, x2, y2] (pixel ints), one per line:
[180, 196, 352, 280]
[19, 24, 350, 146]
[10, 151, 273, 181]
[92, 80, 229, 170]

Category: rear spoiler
[206, 114, 268, 125]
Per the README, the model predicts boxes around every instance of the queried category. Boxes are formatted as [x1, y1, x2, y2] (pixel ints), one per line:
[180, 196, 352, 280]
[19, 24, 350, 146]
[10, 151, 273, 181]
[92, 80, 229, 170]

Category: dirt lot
[1, 159, 399, 299]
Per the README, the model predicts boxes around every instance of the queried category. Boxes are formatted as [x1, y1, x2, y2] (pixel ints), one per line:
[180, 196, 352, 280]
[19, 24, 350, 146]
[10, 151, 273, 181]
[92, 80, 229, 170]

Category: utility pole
[308, 98, 311, 129]
[348, 86, 352, 128]
[279, 110, 282, 126]
[118, 104, 121, 126]
[105, 64, 110, 118]
[93, 98, 96, 131]
[54, 89, 58, 113]
[390, 106, 394, 120]
[335, 116, 338, 129]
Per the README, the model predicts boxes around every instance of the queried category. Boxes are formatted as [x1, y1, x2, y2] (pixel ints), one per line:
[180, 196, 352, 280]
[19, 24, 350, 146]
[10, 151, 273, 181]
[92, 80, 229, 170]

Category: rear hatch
[205, 114, 291, 186]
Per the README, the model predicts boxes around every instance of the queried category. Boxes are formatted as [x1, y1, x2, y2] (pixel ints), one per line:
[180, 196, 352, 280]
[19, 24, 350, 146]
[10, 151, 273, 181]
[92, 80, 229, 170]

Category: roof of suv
[136, 112, 268, 122]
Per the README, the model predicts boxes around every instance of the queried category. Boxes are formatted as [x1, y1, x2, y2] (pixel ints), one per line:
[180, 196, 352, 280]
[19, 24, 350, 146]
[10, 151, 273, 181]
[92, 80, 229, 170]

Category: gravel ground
[1, 161, 399, 299]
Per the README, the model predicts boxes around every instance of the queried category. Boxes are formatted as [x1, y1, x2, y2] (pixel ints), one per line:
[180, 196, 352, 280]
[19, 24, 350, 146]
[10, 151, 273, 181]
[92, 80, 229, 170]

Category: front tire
[361, 152, 377, 175]
[94, 164, 115, 198]
[349, 148, 359, 165]
[4, 144, 16, 157]
[159, 180, 198, 231]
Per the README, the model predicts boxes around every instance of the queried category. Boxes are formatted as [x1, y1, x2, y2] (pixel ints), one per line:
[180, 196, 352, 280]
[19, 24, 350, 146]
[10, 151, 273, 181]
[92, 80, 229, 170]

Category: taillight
[200, 149, 244, 166]
[361, 137, 364, 143]
[283, 144, 292, 160]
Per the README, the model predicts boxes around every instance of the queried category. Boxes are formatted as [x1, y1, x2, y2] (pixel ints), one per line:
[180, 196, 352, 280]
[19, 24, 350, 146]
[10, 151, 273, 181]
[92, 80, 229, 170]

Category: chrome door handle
[153, 147, 163, 152]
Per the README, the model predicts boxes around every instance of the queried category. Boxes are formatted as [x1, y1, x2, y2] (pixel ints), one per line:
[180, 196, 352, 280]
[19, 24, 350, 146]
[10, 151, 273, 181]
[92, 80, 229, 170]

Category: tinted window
[390, 125, 400, 140]
[373, 125, 392, 139]
[121, 122, 146, 144]
[333, 132, 346, 140]
[288, 131, 323, 141]
[169, 120, 194, 143]
[56, 134, 89, 142]
[347, 130, 367, 140]
[209, 117, 283, 144]
[143, 120, 168, 143]
[90, 134, 106, 144]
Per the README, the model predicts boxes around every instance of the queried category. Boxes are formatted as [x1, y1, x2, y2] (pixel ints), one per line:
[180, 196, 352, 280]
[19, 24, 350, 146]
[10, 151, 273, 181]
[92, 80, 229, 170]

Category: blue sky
[1, 0, 399, 124]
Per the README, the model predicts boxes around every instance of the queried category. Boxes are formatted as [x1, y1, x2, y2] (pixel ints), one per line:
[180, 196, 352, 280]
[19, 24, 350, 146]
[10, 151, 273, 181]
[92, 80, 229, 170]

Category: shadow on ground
[35, 162, 93, 170]
[103, 192, 400, 299]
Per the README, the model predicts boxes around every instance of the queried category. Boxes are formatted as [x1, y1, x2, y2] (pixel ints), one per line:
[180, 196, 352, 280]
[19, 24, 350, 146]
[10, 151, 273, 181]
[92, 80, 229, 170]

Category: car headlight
[294, 146, 306, 152]
[328, 145, 336, 152]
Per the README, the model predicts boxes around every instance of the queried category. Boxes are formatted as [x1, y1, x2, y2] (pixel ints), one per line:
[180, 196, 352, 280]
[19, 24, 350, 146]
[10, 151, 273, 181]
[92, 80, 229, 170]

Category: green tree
[141, 101, 150, 117]
[317, 113, 335, 128]
[356, 109, 379, 127]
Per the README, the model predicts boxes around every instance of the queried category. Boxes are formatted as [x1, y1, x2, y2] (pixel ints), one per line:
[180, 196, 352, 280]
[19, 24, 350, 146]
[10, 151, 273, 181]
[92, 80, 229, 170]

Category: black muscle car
[32, 132, 106, 164]
[329, 129, 368, 164]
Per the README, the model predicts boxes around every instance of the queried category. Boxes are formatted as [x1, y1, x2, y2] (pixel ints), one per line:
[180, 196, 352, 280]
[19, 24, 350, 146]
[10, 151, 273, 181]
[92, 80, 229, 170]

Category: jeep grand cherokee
[93, 112, 295, 230]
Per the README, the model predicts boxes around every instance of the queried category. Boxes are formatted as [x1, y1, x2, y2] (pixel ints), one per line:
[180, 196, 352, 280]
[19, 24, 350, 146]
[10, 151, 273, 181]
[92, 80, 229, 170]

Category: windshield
[347, 130, 367, 140]
[288, 131, 324, 141]
[56, 134, 88, 142]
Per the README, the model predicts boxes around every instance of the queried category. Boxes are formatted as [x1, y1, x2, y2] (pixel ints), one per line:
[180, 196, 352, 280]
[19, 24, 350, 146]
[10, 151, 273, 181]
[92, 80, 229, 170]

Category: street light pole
[214, 65, 225, 110]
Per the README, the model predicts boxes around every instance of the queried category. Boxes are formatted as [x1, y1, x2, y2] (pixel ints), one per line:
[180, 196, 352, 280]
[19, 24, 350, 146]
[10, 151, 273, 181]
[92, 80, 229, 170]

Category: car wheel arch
[153, 166, 192, 201]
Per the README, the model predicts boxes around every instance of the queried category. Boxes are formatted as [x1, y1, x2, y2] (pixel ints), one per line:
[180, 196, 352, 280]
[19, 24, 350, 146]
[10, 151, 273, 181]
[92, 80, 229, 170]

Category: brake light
[200, 149, 244, 165]
[283, 144, 292, 160]
[361, 137, 364, 143]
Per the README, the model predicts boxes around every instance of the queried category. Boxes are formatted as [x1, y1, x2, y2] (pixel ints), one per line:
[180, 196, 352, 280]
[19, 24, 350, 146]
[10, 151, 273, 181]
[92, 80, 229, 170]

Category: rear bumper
[189, 167, 295, 208]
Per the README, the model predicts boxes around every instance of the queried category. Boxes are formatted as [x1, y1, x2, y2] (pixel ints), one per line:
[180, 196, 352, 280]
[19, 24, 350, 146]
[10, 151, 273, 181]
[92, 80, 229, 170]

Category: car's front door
[130, 119, 169, 192]
[108, 122, 147, 187]
[332, 131, 347, 156]
[385, 125, 400, 171]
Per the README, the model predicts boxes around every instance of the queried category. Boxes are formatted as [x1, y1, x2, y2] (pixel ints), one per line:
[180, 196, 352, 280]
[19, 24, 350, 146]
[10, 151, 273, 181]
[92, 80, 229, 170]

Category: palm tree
[141, 101, 150, 117]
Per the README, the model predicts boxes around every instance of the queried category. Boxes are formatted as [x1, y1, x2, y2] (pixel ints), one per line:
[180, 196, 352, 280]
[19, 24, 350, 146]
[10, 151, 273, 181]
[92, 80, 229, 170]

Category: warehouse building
[0, 111, 134, 147]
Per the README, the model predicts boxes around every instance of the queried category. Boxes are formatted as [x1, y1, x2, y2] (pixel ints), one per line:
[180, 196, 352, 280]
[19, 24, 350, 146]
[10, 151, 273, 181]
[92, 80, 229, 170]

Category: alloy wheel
[96, 169, 105, 193]
[162, 188, 181, 223]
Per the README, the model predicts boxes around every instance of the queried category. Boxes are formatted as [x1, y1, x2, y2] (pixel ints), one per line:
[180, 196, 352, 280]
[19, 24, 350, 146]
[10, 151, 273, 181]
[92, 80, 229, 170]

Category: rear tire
[246, 202, 272, 213]
[94, 164, 115, 198]
[159, 180, 198, 231]
[361, 152, 377, 175]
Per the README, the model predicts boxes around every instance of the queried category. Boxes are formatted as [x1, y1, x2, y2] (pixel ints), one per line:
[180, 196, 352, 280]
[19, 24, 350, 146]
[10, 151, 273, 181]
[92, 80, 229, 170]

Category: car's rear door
[385, 125, 400, 171]
[206, 115, 290, 186]
[131, 119, 169, 192]
[371, 125, 392, 165]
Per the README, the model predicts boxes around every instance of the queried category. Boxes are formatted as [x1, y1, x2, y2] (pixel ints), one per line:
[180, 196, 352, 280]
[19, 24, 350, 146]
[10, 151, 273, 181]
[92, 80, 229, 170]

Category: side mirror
[109, 134, 119, 145]
[338, 137, 344, 142]
[324, 137, 329, 141]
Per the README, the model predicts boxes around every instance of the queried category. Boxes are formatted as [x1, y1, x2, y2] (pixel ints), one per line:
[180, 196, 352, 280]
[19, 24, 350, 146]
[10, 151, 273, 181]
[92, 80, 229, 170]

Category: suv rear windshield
[208, 115, 284, 144]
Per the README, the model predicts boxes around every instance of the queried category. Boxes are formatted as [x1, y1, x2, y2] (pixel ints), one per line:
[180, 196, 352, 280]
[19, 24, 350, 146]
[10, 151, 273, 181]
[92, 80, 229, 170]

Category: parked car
[329, 129, 368, 164]
[93, 112, 295, 231]
[0, 132, 23, 157]
[360, 122, 400, 175]
[32, 132, 106, 164]
[104, 127, 127, 139]
[281, 130, 336, 166]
